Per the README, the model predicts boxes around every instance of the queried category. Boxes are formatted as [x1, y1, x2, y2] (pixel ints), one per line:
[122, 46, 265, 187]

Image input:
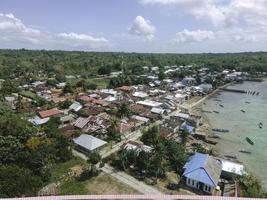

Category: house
[180, 122, 194, 134]
[182, 153, 222, 194]
[60, 114, 75, 124]
[38, 108, 61, 119]
[73, 117, 90, 129]
[136, 100, 162, 108]
[56, 82, 66, 89]
[198, 84, 213, 93]
[123, 140, 153, 153]
[182, 77, 196, 86]
[133, 91, 149, 98]
[69, 101, 82, 112]
[117, 86, 134, 93]
[220, 160, 245, 178]
[151, 107, 165, 115]
[29, 116, 50, 126]
[73, 134, 107, 152]
[175, 112, 190, 121]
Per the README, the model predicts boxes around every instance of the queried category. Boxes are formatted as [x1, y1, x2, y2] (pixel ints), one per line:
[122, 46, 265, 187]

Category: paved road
[101, 164, 163, 194]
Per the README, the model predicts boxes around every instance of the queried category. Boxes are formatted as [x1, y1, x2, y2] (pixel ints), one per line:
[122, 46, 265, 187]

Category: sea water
[202, 80, 267, 189]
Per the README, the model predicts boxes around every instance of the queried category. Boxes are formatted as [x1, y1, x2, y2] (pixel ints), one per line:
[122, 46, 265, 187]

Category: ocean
[201, 80, 267, 190]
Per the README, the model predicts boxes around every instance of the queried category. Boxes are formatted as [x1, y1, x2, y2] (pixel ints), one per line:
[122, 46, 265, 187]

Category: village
[1, 64, 260, 196]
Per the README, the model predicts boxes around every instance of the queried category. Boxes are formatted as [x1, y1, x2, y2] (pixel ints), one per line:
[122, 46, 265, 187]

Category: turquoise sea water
[202, 80, 267, 189]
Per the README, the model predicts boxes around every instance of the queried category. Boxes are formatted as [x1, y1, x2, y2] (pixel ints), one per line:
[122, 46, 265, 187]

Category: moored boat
[245, 137, 254, 145]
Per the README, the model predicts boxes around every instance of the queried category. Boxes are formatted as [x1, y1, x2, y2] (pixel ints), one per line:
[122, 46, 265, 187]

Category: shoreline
[191, 80, 267, 192]
[190, 82, 244, 161]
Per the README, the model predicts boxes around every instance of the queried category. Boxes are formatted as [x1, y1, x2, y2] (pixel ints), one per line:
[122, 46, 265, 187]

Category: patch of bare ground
[85, 172, 140, 194]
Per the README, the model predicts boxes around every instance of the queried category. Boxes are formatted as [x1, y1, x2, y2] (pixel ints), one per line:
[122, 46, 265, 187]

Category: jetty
[219, 88, 260, 95]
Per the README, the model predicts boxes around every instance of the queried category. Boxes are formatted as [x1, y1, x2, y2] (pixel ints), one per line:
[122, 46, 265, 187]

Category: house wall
[186, 178, 214, 193]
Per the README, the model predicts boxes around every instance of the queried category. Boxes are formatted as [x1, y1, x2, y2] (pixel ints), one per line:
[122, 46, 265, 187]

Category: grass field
[19, 91, 37, 99]
[59, 172, 139, 195]
[49, 157, 86, 183]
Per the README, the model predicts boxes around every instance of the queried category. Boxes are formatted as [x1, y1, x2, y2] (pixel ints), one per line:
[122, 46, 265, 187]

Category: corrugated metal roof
[183, 153, 222, 187]
[74, 117, 90, 129]
[73, 134, 107, 151]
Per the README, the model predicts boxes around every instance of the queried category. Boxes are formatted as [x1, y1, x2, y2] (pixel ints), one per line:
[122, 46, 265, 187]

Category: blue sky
[1, 0, 267, 53]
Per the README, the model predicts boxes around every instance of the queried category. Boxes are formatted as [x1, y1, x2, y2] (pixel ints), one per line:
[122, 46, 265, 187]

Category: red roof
[78, 95, 94, 102]
[117, 86, 133, 92]
[38, 108, 61, 118]
[92, 99, 107, 106]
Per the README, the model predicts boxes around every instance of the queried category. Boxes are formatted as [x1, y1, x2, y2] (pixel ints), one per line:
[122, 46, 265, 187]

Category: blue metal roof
[183, 153, 221, 187]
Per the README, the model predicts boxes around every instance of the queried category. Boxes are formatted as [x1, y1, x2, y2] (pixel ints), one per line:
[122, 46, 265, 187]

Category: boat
[239, 150, 252, 154]
[245, 137, 254, 145]
[212, 128, 230, 133]
[245, 101, 251, 104]
[240, 109, 246, 113]
[201, 110, 212, 113]
[213, 111, 220, 114]
[219, 104, 224, 108]
[205, 140, 217, 145]
[224, 155, 237, 159]
[259, 124, 263, 129]
[203, 102, 206, 105]
[214, 99, 222, 102]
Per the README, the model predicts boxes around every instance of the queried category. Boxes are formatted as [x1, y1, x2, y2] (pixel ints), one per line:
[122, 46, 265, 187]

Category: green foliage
[78, 165, 99, 181]
[116, 103, 132, 118]
[141, 125, 160, 146]
[59, 100, 72, 109]
[98, 66, 111, 75]
[0, 165, 42, 198]
[239, 174, 266, 198]
[0, 136, 24, 164]
[87, 152, 101, 165]
[0, 80, 20, 95]
[112, 125, 188, 179]
[0, 113, 37, 143]
[158, 68, 165, 80]
[180, 130, 189, 146]
[63, 82, 74, 94]
[107, 118, 121, 142]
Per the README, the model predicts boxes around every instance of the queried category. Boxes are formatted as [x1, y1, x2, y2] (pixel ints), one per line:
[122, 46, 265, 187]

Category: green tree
[141, 125, 160, 146]
[107, 118, 121, 141]
[63, 82, 74, 94]
[158, 69, 165, 80]
[87, 152, 101, 165]
[116, 103, 132, 118]
[0, 165, 42, 198]
[0, 136, 23, 164]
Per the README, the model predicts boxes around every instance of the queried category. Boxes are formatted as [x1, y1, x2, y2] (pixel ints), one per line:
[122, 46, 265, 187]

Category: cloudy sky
[1, 0, 267, 53]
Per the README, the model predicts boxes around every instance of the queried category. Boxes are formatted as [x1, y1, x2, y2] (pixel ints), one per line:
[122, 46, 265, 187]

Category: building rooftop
[38, 108, 61, 118]
[183, 153, 222, 187]
[73, 134, 107, 151]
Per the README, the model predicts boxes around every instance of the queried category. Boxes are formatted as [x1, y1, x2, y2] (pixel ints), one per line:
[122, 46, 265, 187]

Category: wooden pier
[219, 88, 260, 95]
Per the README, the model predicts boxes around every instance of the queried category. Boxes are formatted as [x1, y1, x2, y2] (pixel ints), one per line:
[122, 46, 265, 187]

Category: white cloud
[0, 13, 110, 50]
[57, 32, 110, 49]
[128, 16, 156, 41]
[174, 29, 215, 43]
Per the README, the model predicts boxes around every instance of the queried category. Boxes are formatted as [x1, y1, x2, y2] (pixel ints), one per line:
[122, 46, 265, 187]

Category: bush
[78, 165, 99, 181]
[87, 152, 101, 165]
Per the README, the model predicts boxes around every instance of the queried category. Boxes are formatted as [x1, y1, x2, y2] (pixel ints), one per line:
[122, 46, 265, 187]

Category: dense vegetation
[0, 105, 72, 197]
[111, 125, 188, 179]
[0, 49, 267, 79]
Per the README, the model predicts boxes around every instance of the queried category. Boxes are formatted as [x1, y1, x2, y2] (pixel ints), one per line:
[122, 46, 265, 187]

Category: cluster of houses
[1, 65, 249, 195]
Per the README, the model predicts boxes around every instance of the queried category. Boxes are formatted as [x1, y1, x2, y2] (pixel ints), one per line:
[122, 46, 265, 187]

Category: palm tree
[107, 118, 121, 142]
